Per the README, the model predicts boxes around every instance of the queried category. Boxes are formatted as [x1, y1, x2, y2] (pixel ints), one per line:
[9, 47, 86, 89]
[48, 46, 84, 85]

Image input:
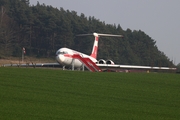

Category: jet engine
[98, 59, 106, 64]
[106, 59, 115, 64]
[98, 59, 114, 64]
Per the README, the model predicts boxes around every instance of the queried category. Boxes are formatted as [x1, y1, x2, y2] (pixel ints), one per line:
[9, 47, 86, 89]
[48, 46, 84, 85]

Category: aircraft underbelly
[64, 58, 82, 68]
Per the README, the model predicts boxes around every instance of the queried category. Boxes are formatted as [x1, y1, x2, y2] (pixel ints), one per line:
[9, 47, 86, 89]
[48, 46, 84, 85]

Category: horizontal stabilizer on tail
[77, 32, 123, 38]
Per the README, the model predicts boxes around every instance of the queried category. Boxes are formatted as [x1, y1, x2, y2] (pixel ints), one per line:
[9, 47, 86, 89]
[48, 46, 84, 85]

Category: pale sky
[30, 0, 180, 65]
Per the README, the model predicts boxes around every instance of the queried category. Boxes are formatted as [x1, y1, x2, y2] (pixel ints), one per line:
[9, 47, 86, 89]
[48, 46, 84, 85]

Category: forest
[0, 0, 175, 67]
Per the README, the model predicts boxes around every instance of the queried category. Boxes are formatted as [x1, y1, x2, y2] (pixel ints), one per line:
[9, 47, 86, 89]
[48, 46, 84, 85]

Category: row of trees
[0, 0, 175, 67]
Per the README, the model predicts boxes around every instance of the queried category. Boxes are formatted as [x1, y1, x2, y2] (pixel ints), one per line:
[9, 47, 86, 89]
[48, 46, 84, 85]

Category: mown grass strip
[0, 68, 180, 120]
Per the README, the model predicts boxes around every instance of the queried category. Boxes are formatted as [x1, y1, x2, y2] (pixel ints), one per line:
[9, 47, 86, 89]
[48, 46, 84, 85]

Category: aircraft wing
[96, 64, 177, 71]
[2, 62, 176, 72]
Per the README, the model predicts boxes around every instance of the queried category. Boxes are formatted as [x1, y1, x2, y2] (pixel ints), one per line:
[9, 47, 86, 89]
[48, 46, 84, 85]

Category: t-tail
[77, 32, 123, 59]
[90, 33, 123, 59]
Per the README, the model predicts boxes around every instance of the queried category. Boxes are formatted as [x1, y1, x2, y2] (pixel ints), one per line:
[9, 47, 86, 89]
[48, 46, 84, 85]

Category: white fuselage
[55, 33, 123, 69]
[56, 47, 97, 68]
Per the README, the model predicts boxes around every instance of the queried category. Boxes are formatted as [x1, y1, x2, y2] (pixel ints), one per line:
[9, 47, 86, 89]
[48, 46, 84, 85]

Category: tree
[0, 0, 174, 67]
[177, 63, 180, 73]
[0, 10, 17, 56]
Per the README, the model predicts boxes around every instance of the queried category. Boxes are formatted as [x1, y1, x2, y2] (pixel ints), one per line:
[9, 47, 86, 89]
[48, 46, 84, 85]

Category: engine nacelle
[98, 59, 115, 64]
[106, 59, 115, 64]
[98, 59, 106, 64]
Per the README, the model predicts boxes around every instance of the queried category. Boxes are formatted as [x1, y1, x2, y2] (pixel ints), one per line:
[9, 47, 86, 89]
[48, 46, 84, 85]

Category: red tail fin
[90, 36, 99, 59]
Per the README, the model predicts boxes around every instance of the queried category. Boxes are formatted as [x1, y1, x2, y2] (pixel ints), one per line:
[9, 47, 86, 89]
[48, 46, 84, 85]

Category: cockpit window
[56, 51, 68, 55]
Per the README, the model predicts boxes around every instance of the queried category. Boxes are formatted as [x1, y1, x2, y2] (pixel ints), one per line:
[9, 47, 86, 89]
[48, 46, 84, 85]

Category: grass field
[0, 67, 180, 120]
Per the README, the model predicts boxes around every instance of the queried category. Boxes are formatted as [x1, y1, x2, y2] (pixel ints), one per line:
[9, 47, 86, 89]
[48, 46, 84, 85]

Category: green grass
[0, 68, 180, 120]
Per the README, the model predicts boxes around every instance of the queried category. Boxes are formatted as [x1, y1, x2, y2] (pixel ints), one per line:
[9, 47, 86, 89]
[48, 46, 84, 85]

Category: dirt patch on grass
[0, 57, 56, 66]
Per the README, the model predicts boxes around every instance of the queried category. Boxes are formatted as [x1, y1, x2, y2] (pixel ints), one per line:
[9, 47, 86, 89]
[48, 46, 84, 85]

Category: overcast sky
[30, 0, 180, 65]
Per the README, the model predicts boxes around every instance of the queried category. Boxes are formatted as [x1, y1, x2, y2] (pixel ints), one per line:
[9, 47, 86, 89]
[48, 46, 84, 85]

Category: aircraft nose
[56, 54, 65, 64]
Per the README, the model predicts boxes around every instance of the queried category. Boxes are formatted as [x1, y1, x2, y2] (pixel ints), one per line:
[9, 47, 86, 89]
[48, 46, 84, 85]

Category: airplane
[55, 33, 177, 72]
